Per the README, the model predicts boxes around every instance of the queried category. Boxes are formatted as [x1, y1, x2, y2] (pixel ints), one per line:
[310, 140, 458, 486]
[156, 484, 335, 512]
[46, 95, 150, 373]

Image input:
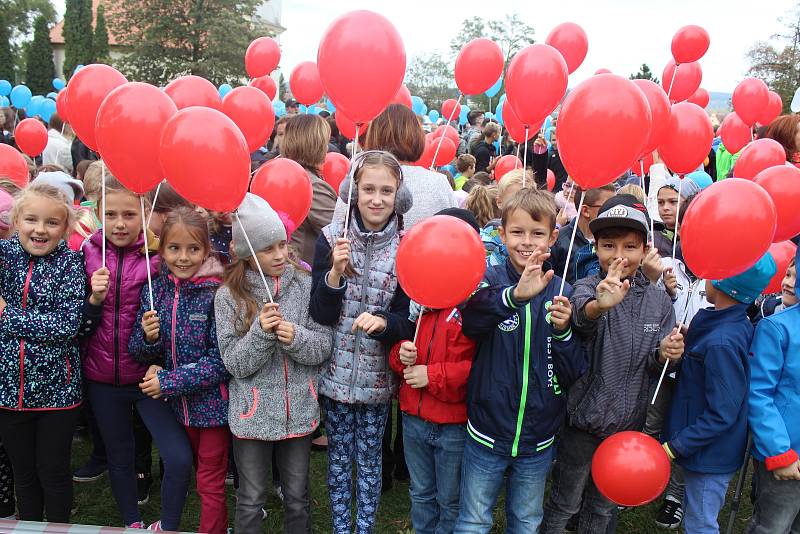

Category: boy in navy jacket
[455, 189, 586, 533]
[663, 252, 776, 534]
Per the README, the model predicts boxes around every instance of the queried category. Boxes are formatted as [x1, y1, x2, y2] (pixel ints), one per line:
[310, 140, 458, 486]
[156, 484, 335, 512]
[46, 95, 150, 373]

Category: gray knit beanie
[232, 193, 287, 259]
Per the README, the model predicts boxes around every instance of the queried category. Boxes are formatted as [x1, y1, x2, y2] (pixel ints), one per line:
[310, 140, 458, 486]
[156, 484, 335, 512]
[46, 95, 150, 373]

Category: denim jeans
[402, 414, 466, 534]
[747, 461, 800, 534]
[683, 469, 732, 534]
[645, 375, 685, 502]
[454, 436, 554, 534]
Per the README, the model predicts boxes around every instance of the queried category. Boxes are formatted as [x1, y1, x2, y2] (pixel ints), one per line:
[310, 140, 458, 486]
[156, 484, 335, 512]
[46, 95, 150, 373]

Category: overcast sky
[54, 0, 797, 93]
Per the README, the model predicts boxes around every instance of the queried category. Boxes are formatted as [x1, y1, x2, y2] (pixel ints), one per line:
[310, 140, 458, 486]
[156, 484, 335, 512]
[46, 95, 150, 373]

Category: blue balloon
[325, 98, 336, 113]
[307, 104, 322, 115]
[687, 170, 713, 190]
[0, 80, 11, 96]
[299, 104, 308, 114]
[493, 140, 501, 154]
[46, 92, 57, 99]
[428, 110, 440, 122]
[495, 103, 504, 126]
[498, 93, 506, 107]
[485, 112, 494, 120]
[40, 98, 56, 122]
[218, 83, 233, 98]
[485, 76, 503, 98]
[273, 101, 286, 117]
[543, 115, 552, 132]
[52, 78, 65, 91]
[411, 95, 427, 116]
[458, 106, 469, 126]
[73, 64, 84, 75]
[10, 85, 32, 108]
[27, 95, 45, 117]
[0, 96, 8, 107]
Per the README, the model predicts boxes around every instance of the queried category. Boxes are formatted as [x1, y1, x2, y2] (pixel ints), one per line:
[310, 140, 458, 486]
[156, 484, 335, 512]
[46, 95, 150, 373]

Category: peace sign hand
[513, 248, 554, 302]
[596, 257, 631, 312]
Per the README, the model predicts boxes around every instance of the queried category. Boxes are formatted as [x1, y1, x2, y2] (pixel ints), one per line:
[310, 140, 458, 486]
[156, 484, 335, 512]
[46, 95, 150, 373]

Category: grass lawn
[70, 413, 756, 533]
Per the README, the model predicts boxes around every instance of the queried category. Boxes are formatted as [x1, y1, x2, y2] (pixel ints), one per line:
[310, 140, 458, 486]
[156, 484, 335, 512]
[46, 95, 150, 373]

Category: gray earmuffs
[337, 150, 413, 216]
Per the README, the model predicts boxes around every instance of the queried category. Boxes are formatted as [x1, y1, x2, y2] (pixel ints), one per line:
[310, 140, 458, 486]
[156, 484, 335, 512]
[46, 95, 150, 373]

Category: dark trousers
[747, 461, 800, 534]
[0, 441, 14, 517]
[382, 402, 407, 479]
[0, 407, 79, 522]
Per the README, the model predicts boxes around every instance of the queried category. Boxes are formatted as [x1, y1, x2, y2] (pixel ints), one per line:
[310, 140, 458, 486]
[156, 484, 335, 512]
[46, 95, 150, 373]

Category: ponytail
[465, 184, 499, 228]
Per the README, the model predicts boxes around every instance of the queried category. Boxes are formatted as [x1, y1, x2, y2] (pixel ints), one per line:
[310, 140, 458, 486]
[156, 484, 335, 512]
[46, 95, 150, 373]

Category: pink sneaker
[126, 522, 145, 529]
[147, 520, 163, 531]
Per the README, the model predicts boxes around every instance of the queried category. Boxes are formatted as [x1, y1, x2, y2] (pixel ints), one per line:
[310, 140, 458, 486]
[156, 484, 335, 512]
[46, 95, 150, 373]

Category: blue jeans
[455, 436, 554, 534]
[683, 469, 732, 534]
[402, 414, 466, 534]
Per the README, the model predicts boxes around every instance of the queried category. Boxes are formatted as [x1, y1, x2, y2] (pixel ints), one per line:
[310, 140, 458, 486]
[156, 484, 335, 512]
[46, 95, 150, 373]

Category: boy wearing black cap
[542, 194, 685, 534]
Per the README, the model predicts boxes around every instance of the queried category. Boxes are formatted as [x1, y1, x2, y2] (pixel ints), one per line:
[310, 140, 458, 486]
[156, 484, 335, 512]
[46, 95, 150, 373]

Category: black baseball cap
[589, 194, 651, 237]
[436, 208, 481, 234]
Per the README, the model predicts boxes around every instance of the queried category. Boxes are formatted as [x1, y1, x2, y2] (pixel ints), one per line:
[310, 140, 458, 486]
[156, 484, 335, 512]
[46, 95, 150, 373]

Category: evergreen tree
[92, 4, 109, 64]
[629, 63, 660, 84]
[24, 15, 55, 94]
[63, 0, 93, 77]
[0, 15, 14, 82]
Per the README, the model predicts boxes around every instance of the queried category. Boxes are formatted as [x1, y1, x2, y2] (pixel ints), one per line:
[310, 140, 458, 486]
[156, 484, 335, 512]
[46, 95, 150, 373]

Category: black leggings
[0, 407, 80, 522]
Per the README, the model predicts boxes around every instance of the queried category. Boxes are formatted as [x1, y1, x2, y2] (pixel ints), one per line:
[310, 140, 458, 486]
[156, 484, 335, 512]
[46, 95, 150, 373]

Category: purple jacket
[81, 230, 160, 385]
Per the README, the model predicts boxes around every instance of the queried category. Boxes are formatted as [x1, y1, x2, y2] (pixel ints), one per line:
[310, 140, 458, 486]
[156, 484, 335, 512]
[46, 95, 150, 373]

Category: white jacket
[42, 129, 73, 173]
[661, 257, 710, 327]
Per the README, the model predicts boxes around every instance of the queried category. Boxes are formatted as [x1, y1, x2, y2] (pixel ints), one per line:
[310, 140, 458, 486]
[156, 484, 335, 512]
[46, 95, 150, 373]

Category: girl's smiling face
[15, 195, 70, 256]
[357, 166, 397, 231]
[161, 223, 208, 280]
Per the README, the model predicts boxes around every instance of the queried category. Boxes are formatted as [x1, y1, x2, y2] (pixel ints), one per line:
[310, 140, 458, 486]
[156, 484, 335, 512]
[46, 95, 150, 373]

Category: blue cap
[712, 252, 777, 304]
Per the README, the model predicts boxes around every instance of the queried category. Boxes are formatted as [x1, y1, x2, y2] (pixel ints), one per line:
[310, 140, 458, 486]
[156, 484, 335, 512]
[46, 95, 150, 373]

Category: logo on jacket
[189, 313, 207, 322]
[544, 300, 553, 325]
[643, 323, 661, 333]
[498, 313, 520, 332]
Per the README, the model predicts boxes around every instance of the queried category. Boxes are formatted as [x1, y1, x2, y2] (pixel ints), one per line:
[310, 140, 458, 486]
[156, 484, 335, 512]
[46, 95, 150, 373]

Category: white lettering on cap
[606, 206, 629, 217]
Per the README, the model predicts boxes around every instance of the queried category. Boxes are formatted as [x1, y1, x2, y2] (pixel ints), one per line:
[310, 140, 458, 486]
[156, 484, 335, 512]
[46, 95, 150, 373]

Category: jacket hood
[165, 255, 224, 289]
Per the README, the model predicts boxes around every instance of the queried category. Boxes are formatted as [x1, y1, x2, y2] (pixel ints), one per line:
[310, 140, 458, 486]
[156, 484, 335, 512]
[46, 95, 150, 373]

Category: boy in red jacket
[389, 208, 479, 534]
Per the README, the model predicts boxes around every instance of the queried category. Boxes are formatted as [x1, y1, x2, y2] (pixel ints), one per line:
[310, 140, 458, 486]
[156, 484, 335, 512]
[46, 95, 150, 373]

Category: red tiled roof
[49, 0, 119, 46]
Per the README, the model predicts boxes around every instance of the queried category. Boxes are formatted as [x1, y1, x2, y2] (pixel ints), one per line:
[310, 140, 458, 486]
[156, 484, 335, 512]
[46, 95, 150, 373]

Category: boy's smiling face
[782, 261, 797, 306]
[595, 229, 647, 279]
[499, 208, 558, 274]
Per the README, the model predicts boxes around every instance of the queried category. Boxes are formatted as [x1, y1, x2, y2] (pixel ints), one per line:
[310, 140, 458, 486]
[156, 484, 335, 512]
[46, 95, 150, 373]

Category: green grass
[69, 419, 755, 533]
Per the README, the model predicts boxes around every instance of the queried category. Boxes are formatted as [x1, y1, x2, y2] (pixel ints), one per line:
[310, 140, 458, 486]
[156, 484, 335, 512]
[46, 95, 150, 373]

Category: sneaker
[126, 521, 145, 529]
[273, 482, 284, 503]
[261, 508, 267, 521]
[147, 520, 162, 531]
[137, 473, 152, 506]
[225, 470, 235, 486]
[654, 497, 684, 529]
[72, 458, 107, 482]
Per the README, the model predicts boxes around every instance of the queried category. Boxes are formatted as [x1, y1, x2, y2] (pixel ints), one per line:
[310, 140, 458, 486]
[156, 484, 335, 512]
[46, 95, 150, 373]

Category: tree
[0, 0, 56, 82]
[108, 0, 265, 86]
[0, 15, 14, 81]
[629, 63, 659, 84]
[92, 3, 109, 64]
[63, 0, 94, 77]
[405, 53, 457, 112]
[24, 14, 54, 94]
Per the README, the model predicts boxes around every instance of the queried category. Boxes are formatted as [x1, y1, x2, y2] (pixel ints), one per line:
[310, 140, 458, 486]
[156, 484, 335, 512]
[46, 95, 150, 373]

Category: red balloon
[630, 152, 655, 176]
[545, 22, 589, 75]
[719, 112, 751, 154]
[159, 107, 249, 212]
[494, 155, 522, 181]
[454, 38, 505, 95]
[335, 112, 368, 141]
[735, 138, 787, 179]
[592, 432, 670, 507]
[249, 76, 277, 100]
[250, 158, 313, 234]
[594, 68, 612, 75]
[503, 102, 538, 144]
[245, 37, 281, 78]
[757, 91, 783, 126]
[688, 87, 710, 108]
[415, 139, 436, 168]
[222, 86, 275, 152]
[671, 25, 711, 64]
[506, 44, 568, 126]
[658, 102, 713, 175]
[441, 99, 461, 123]
[396, 215, 486, 308]
[68, 64, 127, 150]
[632, 79, 671, 156]
[546, 169, 556, 191]
[431, 137, 456, 167]
[322, 152, 350, 192]
[164, 75, 222, 111]
[289, 61, 323, 105]
[15, 118, 48, 157]
[96, 82, 177, 194]
[558, 74, 651, 189]
[733, 77, 769, 127]
[432, 125, 460, 148]
[661, 60, 702, 103]
[764, 241, 797, 294]
[391, 85, 413, 109]
[682, 178, 777, 279]
[754, 164, 800, 242]
[0, 144, 30, 188]
[56, 89, 69, 123]
[318, 10, 406, 124]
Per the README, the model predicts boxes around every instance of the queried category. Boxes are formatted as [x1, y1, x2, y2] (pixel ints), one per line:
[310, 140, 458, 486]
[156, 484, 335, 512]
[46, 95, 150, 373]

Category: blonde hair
[465, 184, 499, 227]
[83, 161, 105, 203]
[501, 187, 557, 230]
[497, 169, 528, 198]
[11, 182, 76, 237]
[0, 179, 22, 196]
[617, 184, 646, 204]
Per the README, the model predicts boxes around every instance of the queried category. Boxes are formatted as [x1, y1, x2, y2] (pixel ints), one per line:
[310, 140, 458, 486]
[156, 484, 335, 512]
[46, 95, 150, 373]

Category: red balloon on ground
[754, 164, 800, 242]
[682, 178, 777, 279]
[545, 22, 589, 75]
[658, 102, 713, 175]
[0, 144, 30, 188]
[245, 37, 281, 78]
[687, 87, 710, 108]
[558, 74, 651, 189]
[671, 25, 711, 64]
[289, 61, 324, 105]
[222, 86, 275, 152]
[720, 112, 751, 154]
[396, 215, 486, 309]
[392, 85, 413, 109]
[159, 107, 249, 212]
[250, 158, 313, 234]
[322, 152, 350, 192]
[592, 432, 671, 507]
[546, 169, 556, 191]
[632, 79, 671, 156]
[733, 77, 769, 127]
[317, 10, 406, 124]
[96, 82, 177, 194]
[735, 138, 787, 179]
[15, 118, 48, 157]
[441, 99, 461, 123]
[56, 89, 69, 123]
[335, 112, 368, 141]
[494, 155, 522, 180]
[68, 64, 127, 150]
[662, 60, 702, 103]
[757, 91, 783, 126]
[506, 44, 568, 126]
[454, 38, 505, 95]
[249, 76, 277, 100]
[764, 241, 797, 294]
[164, 75, 221, 111]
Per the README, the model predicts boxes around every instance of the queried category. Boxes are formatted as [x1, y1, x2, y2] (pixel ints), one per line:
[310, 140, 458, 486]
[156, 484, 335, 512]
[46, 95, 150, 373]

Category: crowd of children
[0, 102, 799, 534]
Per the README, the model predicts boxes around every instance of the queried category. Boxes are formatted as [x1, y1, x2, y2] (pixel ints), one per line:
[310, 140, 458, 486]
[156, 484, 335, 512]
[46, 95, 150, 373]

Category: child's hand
[142, 310, 160, 343]
[663, 268, 678, 298]
[0, 296, 6, 316]
[144, 364, 162, 380]
[399, 341, 417, 366]
[276, 321, 295, 345]
[513, 248, 554, 302]
[89, 267, 111, 306]
[403, 365, 429, 389]
[641, 248, 664, 284]
[659, 327, 685, 363]
[556, 207, 570, 228]
[773, 460, 800, 481]
[596, 258, 631, 312]
[352, 312, 387, 335]
[259, 302, 282, 333]
[548, 296, 572, 332]
[330, 238, 351, 276]
[140, 372, 162, 399]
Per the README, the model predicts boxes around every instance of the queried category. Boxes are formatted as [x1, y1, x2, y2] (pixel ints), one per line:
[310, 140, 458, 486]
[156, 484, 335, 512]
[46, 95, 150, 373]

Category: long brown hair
[158, 207, 210, 256]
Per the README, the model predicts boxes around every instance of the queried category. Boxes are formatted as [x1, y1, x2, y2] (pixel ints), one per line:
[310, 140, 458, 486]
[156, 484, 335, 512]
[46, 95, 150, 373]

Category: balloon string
[429, 93, 463, 171]
[146, 180, 163, 230]
[514, 144, 520, 168]
[412, 311, 423, 346]
[666, 64, 679, 101]
[235, 211, 274, 304]
[558, 191, 585, 297]
[343, 123, 361, 237]
[522, 127, 529, 188]
[639, 159, 645, 190]
[139, 196, 155, 312]
[101, 162, 106, 269]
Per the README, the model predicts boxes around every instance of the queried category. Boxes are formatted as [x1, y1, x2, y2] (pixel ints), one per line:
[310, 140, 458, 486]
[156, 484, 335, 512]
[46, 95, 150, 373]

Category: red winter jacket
[389, 307, 476, 425]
